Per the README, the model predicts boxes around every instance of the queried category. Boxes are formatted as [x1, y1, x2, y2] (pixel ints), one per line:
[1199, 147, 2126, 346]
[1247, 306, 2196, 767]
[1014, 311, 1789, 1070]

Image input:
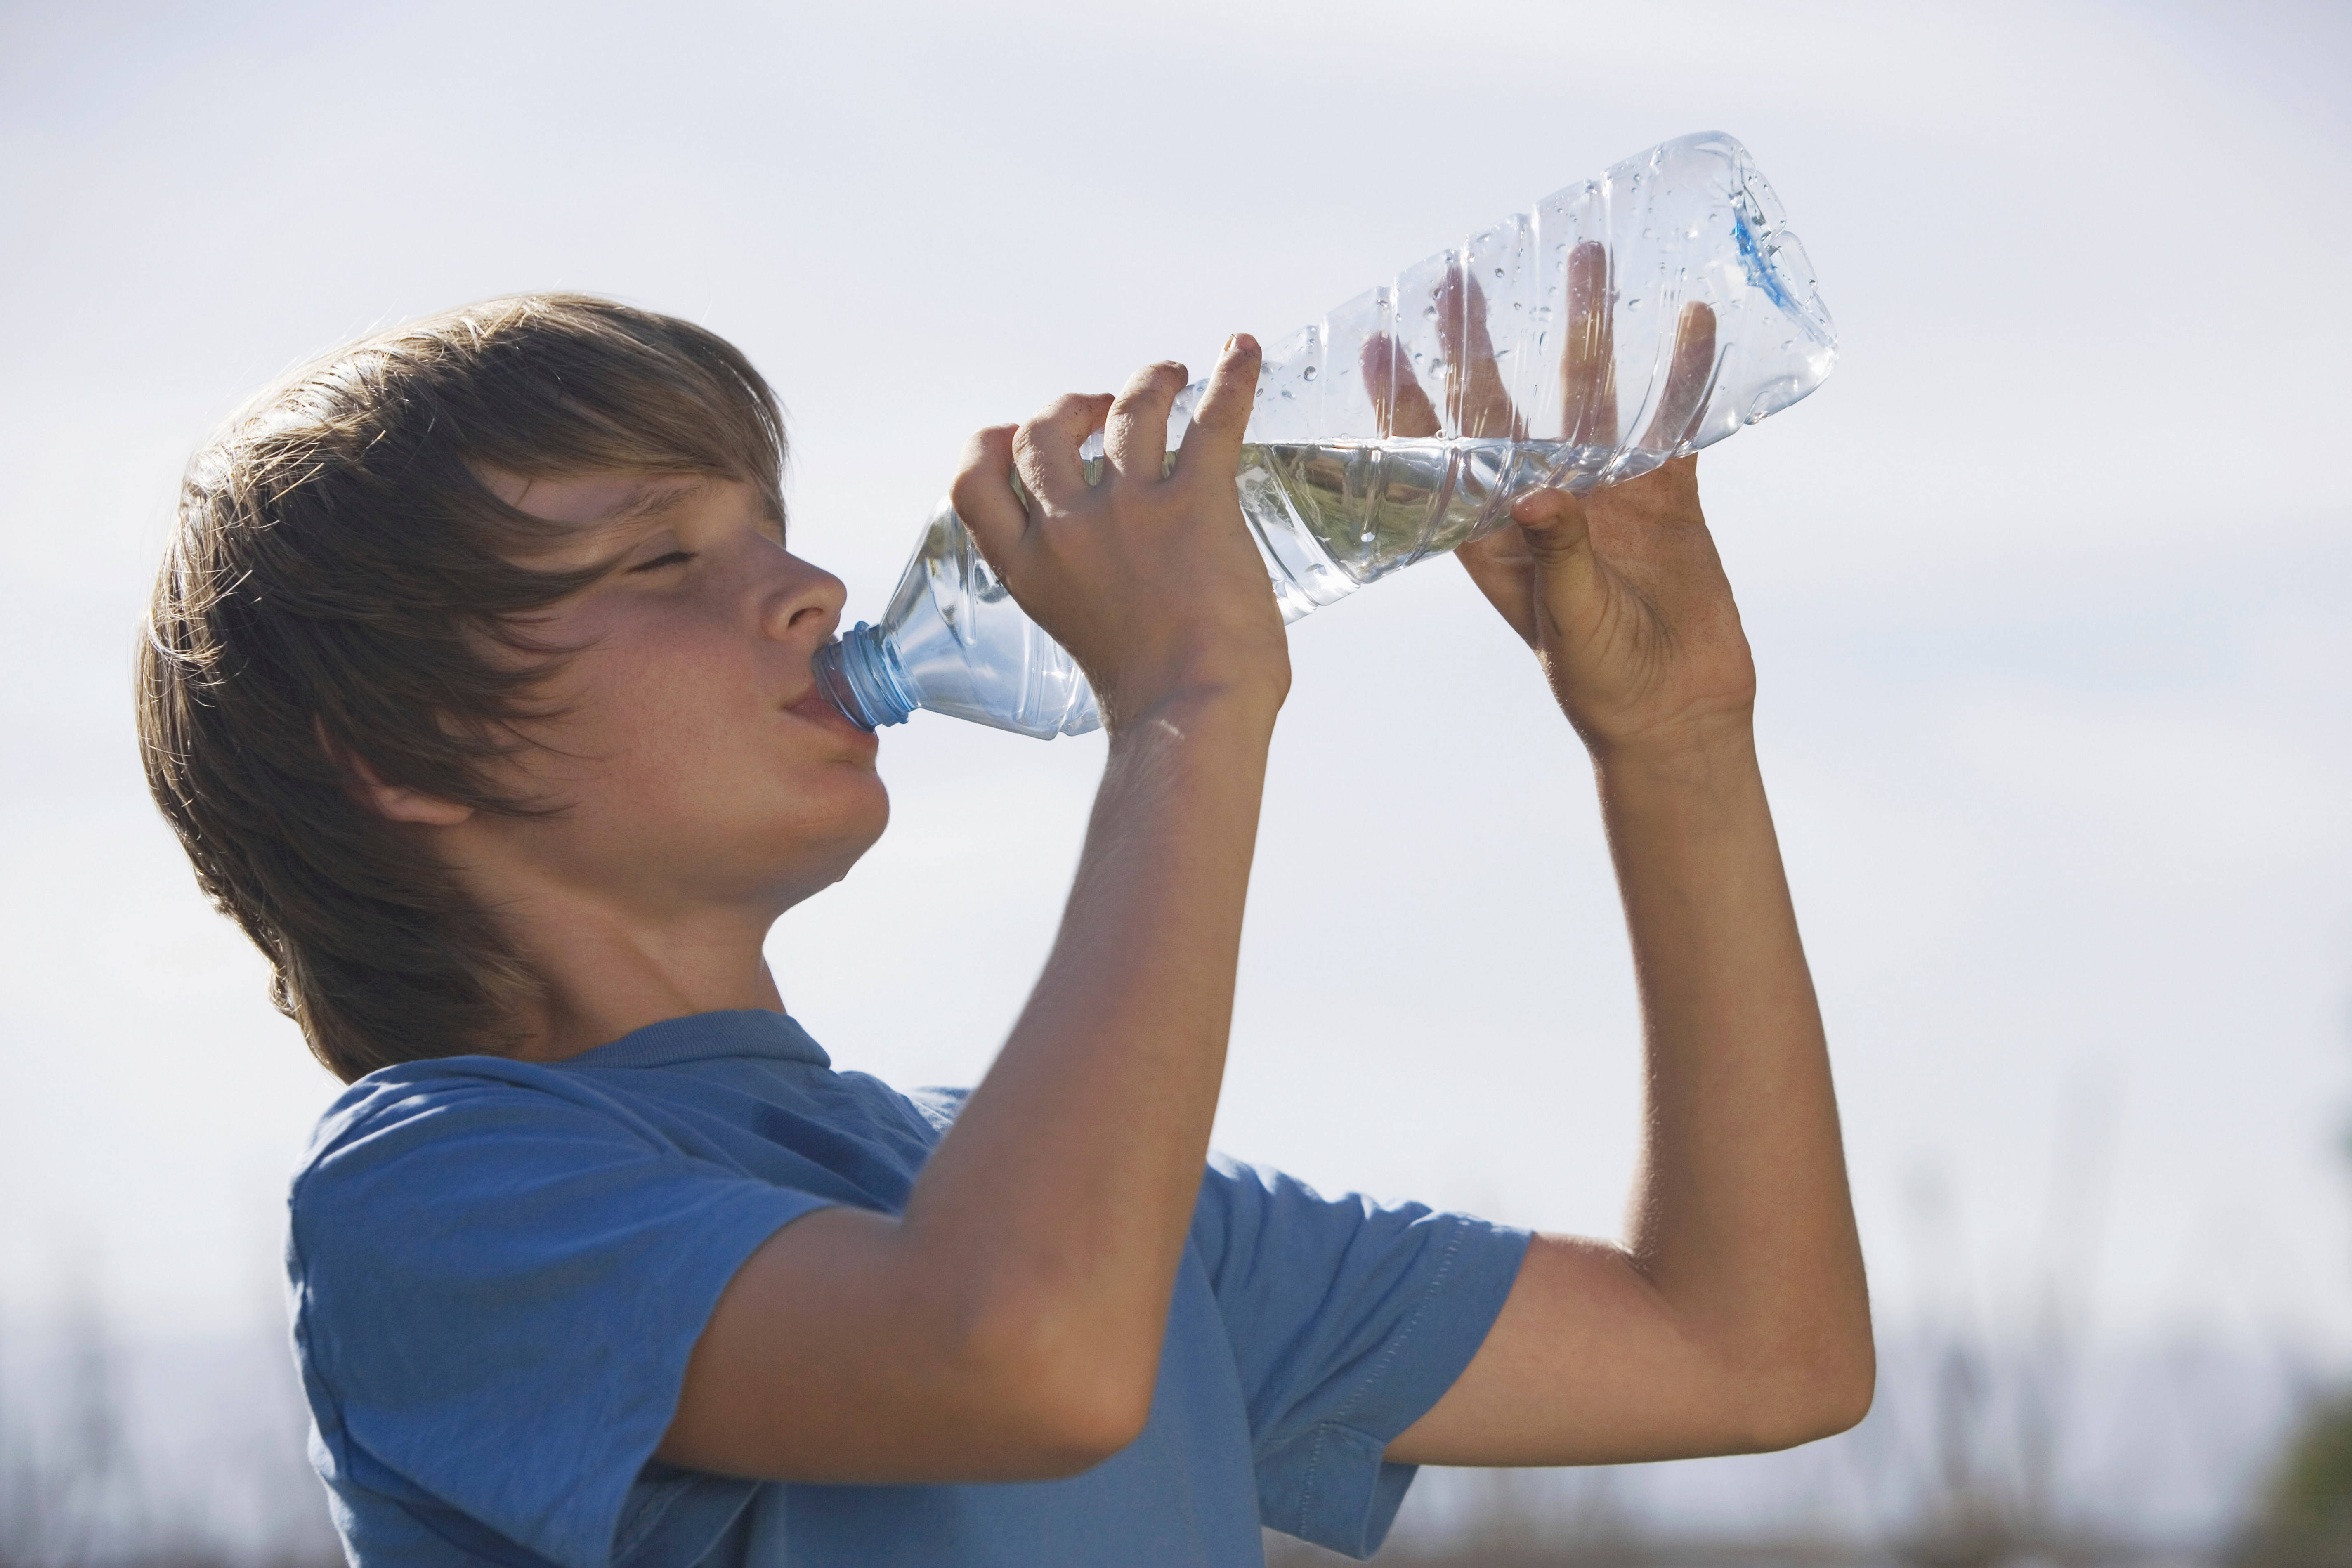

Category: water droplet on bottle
[1493, 267, 1504, 279]
[1301, 365, 1318, 381]
[1359, 530, 1375, 543]
[1626, 296, 1644, 310]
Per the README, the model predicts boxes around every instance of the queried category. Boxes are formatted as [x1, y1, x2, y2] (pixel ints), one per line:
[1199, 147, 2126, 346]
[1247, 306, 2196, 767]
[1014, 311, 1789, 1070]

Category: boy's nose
[765, 555, 849, 644]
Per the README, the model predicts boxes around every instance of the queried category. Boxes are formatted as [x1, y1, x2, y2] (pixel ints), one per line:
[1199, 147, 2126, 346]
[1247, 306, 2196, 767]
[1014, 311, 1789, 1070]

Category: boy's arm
[1385, 457, 1874, 1466]
[656, 338, 1292, 1484]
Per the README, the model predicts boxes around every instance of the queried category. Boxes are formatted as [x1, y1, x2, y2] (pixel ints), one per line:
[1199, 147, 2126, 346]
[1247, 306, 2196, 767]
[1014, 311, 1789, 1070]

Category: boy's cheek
[527, 629, 827, 803]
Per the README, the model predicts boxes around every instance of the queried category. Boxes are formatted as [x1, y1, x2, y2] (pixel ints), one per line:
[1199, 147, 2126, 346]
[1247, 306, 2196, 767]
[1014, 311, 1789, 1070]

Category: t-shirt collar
[563, 1009, 832, 1071]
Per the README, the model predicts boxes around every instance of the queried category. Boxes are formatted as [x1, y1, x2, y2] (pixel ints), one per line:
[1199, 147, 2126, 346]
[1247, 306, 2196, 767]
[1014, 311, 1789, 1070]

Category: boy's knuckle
[1118, 364, 1182, 402]
[959, 434, 1011, 470]
[1036, 394, 1098, 427]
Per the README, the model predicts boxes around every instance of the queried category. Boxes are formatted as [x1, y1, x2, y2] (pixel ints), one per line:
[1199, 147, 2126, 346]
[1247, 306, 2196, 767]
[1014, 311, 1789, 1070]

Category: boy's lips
[785, 685, 881, 749]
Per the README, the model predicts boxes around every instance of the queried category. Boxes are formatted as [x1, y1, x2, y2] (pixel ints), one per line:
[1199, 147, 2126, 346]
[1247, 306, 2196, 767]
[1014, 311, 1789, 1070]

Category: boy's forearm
[897, 691, 1274, 1431]
[1599, 726, 1870, 1390]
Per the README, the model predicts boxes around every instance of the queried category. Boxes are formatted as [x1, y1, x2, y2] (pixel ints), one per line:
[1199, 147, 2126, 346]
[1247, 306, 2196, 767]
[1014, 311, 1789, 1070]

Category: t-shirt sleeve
[1192, 1155, 1531, 1560]
[288, 1067, 833, 1568]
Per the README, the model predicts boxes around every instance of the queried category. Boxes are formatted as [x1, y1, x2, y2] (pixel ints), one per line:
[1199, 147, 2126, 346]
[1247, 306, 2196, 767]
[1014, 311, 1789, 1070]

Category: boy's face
[468, 470, 886, 919]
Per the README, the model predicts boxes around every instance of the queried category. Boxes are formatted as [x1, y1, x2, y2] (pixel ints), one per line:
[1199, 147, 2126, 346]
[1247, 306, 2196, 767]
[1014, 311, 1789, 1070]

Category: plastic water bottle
[815, 130, 1835, 740]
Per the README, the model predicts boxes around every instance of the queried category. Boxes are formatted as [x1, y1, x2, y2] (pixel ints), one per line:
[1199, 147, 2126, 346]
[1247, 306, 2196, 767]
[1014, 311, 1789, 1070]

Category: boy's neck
[485, 886, 790, 1063]
[509, 949, 787, 1063]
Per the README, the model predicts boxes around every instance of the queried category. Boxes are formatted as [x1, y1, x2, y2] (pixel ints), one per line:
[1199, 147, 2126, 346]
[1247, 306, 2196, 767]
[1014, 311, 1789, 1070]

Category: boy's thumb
[1509, 488, 1606, 643]
[1510, 488, 1593, 569]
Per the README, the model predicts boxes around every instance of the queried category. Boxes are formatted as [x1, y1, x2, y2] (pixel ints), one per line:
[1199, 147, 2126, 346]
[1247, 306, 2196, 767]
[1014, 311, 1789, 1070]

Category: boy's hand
[950, 335, 1289, 734]
[1468, 462, 1753, 764]
[1370, 245, 1747, 761]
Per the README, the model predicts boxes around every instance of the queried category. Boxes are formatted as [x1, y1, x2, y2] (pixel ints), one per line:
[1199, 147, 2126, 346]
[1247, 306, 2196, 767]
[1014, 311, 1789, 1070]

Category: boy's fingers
[1104, 361, 1186, 481]
[1176, 333, 1260, 481]
[1434, 262, 1519, 439]
[1636, 302, 1719, 453]
[1014, 393, 1112, 510]
[1562, 241, 1617, 447]
[1362, 335, 1440, 439]
[950, 425, 1030, 570]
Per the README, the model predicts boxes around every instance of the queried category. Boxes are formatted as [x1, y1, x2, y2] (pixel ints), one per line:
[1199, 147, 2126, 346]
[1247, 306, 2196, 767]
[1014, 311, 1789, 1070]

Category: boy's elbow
[1008, 1388, 1153, 1478]
[954, 1296, 1157, 1477]
[1732, 1332, 1877, 1452]
[987, 1362, 1153, 1478]
[1773, 1355, 1876, 1448]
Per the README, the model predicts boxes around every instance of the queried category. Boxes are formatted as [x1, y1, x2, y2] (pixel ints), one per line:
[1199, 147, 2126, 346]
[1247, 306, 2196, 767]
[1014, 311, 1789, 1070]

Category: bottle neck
[812, 622, 918, 729]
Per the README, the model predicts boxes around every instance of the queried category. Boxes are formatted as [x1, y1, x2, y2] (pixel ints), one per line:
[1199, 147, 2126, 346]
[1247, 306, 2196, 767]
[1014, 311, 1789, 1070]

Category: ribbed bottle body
[1173, 131, 1834, 460]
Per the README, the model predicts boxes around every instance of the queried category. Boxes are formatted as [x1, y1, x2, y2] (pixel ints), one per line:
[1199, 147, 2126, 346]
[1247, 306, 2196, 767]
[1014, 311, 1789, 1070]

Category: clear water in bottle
[816, 130, 1835, 740]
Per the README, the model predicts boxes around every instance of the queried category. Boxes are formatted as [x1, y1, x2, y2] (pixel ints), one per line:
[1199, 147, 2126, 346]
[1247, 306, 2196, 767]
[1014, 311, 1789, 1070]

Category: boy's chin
[831, 795, 891, 879]
[759, 789, 890, 901]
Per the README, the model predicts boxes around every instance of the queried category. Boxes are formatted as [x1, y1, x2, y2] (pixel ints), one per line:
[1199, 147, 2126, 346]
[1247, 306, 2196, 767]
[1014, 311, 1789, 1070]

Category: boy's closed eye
[630, 549, 698, 573]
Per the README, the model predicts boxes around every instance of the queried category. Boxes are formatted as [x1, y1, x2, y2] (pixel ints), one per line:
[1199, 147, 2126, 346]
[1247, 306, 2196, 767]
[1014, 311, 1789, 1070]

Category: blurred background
[2, 0, 2348, 1561]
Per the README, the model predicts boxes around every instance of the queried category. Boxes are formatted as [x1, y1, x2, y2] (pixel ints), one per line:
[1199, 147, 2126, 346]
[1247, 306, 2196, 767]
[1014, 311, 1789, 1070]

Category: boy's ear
[314, 718, 475, 828]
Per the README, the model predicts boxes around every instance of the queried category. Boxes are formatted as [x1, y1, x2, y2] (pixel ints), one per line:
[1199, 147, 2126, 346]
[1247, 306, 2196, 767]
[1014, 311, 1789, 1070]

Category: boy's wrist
[1105, 682, 1283, 750]
[1585, 710, 1759, 793]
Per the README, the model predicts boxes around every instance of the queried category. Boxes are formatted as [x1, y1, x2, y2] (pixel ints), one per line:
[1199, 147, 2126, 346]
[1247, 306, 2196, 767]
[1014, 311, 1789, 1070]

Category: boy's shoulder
[301, 1053, 637, 1169]
[287, 1025, 961, 1251]
[298, 1011, 844, 1178]
[287, 1053, 687, 1247]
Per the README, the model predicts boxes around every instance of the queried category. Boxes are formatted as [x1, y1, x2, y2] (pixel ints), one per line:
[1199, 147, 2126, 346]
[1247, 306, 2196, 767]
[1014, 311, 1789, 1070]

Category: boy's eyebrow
[594, 477, 709, 527]
[491, 470, 714, 534]
[503, 475, 718, 576]
[579, 485, 706, 578]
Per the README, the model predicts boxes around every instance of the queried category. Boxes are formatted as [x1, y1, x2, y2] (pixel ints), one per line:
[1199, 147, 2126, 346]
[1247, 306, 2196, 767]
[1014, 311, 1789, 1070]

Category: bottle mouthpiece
[812, 623, 917, 730]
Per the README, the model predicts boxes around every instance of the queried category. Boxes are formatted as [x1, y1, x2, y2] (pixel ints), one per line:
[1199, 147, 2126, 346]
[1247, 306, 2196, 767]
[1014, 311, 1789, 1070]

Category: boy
[138, 293, 1871, 1566]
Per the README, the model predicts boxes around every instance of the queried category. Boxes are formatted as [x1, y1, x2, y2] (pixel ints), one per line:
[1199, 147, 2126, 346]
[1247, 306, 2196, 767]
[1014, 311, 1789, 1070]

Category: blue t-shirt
[286, 1010, 1529, 1567]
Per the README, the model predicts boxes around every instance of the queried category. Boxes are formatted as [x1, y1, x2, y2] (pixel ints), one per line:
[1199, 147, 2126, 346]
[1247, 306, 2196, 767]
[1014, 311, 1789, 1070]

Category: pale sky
[2, 0, 2348, 1382]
